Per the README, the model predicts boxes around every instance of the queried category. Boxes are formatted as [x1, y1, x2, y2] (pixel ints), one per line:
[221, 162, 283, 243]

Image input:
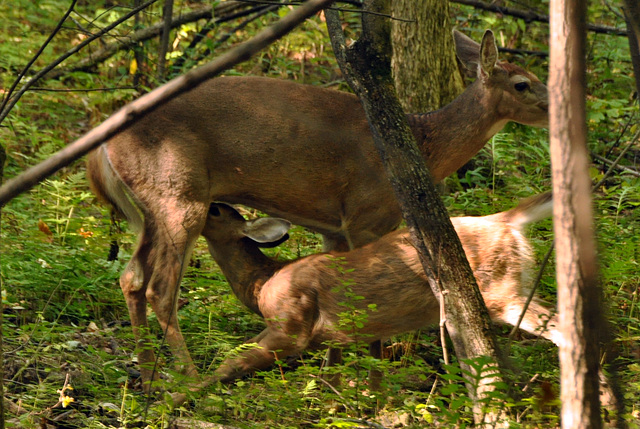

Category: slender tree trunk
[326, 2, 508, 425]
[391, 0, 463, 111]
[623, 0, 640, 99]
[549, 1, 603, 427]
[0, 142, 5, 429]
[157, 0, 174, 82]
[623, 0, 640, 40]
[133, 0, 145, 88]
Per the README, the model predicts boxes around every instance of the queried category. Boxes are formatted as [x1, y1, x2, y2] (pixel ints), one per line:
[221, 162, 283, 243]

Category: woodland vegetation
[0, 0, 638, 428]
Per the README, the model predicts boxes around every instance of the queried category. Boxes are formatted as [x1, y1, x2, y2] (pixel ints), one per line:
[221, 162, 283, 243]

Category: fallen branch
[591, 152, 640, 177]
[623, 0, 640, 39]
[172, 419, 241, 429]
[0, 0, 336, 208]
[3, 399, 27, 416]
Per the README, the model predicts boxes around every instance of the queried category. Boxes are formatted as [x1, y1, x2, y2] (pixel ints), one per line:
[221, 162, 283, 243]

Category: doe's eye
[208, 205, 221, 217]
[514, 81, 529, 92]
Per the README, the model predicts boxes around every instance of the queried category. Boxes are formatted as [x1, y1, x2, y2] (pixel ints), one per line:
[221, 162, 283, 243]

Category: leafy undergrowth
[1, 1, 639, 428]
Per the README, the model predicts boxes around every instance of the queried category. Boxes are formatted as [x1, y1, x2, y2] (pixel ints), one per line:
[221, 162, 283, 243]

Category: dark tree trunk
[549, 0, 604, 427]
[624, 0, 640, 40]
[326, 1, 508, 425]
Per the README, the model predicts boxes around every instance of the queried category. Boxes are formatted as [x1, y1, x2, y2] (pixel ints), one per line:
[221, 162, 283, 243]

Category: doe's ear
[479, 30, 498, 78]
[243, 217, 292, 244]
[453, 29, 482, 78]
[454, 29, 498, 80]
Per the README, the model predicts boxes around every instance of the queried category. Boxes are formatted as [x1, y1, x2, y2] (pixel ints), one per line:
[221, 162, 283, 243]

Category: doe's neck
[407, 80, 507, 182]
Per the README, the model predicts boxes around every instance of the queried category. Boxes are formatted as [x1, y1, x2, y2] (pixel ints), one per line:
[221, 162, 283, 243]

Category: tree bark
[549, 0, 604, 427]
[326, 2, 508, 425]
[391, 0, 463, 111]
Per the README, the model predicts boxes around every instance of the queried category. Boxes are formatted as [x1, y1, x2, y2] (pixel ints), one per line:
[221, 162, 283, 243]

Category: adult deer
[87, 29, 548, 385]
[198, 193, 558, 384]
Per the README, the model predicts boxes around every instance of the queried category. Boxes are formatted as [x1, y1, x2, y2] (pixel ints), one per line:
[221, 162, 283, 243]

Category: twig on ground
[307, 374, 355, 411]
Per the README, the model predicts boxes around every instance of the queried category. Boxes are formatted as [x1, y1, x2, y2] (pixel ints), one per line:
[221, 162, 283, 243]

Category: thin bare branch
[28, 86, 138, 92]
[0, 0, 160, 125]
[238, 0, 413, 21]
[47, 3, 256, 79]
[452, 0, 627, 36]
[508, 244, 555, 343]
[0, 0, 79, 115]
[172, 5, 278, 76]
[499, 46, 547, 57]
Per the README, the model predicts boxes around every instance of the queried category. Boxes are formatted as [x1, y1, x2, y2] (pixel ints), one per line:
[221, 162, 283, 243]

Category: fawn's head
[203, 203, 292, 249]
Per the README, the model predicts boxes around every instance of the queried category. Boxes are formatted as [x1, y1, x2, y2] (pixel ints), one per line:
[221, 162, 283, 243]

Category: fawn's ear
[243, 217, 292, 244]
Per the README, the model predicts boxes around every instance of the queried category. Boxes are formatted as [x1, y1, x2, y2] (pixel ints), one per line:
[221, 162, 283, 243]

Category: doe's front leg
[119, 233, 159, 392]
